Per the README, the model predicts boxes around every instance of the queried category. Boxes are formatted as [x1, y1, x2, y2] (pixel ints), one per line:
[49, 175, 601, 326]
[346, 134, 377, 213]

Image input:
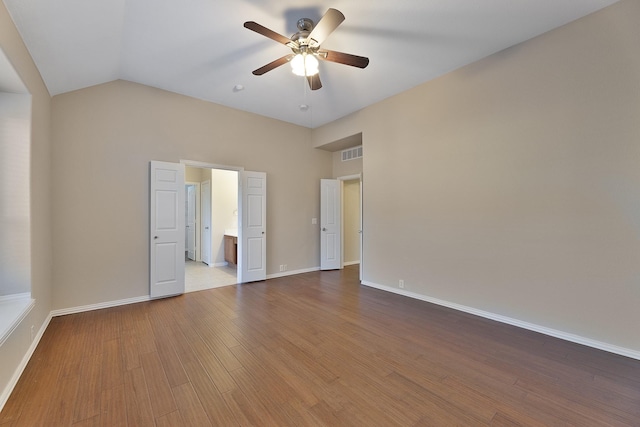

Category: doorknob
[322, 227, 326, 231]
[154, 236, 158, 239]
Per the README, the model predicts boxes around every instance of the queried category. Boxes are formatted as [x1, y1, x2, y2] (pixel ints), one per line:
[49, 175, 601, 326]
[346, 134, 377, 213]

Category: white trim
[180, 159, 244, 172]
[213, 262, 229, 267]
[343, 260, 360, 266]
[0, 312, 51, 412]
[337, 173, 362, 182]
[0, 292, 31, 303]
[50, 295, 151, 317]
[361, 280, 640, 361]
[267, 266, 320, 280]
[0, 295, 35, 347]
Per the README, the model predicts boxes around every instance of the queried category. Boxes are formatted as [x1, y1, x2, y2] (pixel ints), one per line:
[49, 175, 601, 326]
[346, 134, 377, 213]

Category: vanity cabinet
[224, 234, 237, 265]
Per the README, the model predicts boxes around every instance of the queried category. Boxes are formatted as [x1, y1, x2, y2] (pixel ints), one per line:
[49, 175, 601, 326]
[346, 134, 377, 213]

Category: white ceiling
[3, 0, 619, 128]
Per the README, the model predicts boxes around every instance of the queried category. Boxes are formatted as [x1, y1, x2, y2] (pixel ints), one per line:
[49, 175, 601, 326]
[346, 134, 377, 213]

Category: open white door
[359, 177, 363, 281]
[201, 180, 212, 265]
[321, 179, 341, 270]
[238, 171, 266, 283]
[150, 161, 185, 298]
[186, 184, 196, 260]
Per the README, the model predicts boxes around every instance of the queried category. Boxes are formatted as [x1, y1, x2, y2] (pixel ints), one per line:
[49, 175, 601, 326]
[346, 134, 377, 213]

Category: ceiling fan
[244, 8, 369, 90]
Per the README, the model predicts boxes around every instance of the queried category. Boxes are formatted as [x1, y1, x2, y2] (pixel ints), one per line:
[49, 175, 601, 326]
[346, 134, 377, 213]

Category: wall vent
[341, 146, 363, 162]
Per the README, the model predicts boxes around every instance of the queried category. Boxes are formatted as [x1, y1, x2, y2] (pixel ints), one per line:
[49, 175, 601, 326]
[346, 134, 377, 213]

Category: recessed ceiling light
[299, 104, 309, 112]
[233, 84, 244, 92]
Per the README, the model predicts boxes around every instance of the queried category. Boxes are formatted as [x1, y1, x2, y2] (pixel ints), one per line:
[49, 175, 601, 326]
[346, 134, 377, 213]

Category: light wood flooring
[1, 265, 639, 426]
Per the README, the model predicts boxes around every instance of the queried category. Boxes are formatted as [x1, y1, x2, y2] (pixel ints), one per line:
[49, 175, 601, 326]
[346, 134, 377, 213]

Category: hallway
[185, 260, 236, 292]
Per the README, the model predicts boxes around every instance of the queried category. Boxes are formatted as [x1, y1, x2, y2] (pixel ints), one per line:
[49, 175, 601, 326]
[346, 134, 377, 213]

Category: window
[0, 48, 34, 346]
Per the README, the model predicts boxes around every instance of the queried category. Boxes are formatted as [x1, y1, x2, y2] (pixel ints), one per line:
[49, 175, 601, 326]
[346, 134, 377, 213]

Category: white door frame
[338, 173, 363, 281]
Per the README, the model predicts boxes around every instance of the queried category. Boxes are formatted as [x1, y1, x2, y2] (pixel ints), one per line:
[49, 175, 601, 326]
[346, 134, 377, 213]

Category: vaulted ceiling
[3, 0, 619, 128]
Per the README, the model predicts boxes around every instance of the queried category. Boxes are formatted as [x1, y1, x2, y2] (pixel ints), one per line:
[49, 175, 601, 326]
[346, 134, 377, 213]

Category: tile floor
[185, 259, 237, 293]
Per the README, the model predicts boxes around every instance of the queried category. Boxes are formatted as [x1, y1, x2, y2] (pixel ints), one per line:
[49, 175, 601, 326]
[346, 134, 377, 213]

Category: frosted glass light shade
[291, 54, 319, 76]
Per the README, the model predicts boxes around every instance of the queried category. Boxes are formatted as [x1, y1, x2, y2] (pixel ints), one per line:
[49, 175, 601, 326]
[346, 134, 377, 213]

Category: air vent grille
[341, 146, 363, 162]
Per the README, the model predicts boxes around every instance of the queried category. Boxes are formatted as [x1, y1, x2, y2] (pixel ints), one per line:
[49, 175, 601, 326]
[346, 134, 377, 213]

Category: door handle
[322, 227, 326, 231]
[154, 236, 158, 239]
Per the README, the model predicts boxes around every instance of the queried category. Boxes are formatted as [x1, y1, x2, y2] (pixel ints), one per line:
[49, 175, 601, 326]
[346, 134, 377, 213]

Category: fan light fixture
[291, 53, 319, 76]
[244, 8, 369, 90]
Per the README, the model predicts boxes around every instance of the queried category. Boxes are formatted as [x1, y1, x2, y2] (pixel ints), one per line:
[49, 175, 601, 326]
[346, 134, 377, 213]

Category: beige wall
[313, 0, 640, 353]
[51, 80, 331, 309]
[185, 165, 201, 182]
[0, 0, 52, 404]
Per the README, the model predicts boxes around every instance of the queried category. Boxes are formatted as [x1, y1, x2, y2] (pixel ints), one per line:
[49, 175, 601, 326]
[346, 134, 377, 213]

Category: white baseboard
[343, 261, 360, 266]
[361, 280, 640, 361]
[0, 312, 52, 412]
[267, 266, 320, 280]
[213, 262, 229, 267]
[50, 295, 151, 317]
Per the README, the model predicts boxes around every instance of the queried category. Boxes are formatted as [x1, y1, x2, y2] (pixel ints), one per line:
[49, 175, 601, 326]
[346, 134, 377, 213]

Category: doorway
[184, 166, 238, 292]
[342, 178, 361, 267]
[340, 174, 362, 281]
[320, 174, 363, 280]
[150, 160, 267, 298]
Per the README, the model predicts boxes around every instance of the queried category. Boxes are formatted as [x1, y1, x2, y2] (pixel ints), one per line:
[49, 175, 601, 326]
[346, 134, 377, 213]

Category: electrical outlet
[30, 325, 35, 341]
[399, 280, 404, 289]
[279, 265, 284, 272]
[283, 264, 287, 271]
[312, 218, 317, 225]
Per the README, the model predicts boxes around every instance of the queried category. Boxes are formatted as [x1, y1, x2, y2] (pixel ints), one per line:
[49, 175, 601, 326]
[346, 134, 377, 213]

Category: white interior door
[321, 179, 342, 270]
[359, 178, 363, 281]
[239, 171, 266, 283]
[201, 180, 212, 266]
[150, 161, 185, 298]
[186, 184, 196, 260]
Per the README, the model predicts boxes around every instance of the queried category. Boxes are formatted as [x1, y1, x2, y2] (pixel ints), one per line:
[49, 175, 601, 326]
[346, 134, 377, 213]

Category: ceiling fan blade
[252, 55, 293, 76]
[244, 21, 296, 47]
[320, 50, 369, 69]
[308, 8, 345, 45]
[307, 74, 322, 90]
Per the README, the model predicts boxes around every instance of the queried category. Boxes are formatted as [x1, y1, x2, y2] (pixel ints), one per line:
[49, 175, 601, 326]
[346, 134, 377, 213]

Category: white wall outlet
[399, 280, 404, 289]
[30, 325, 35, 341]
[312, 218, 317, 225]
[279, 265, 284, 272]
[283, 264, 287, 271]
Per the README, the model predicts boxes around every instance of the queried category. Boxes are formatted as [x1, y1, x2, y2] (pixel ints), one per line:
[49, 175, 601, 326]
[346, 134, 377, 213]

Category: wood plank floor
[1, 265, 639, 426]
